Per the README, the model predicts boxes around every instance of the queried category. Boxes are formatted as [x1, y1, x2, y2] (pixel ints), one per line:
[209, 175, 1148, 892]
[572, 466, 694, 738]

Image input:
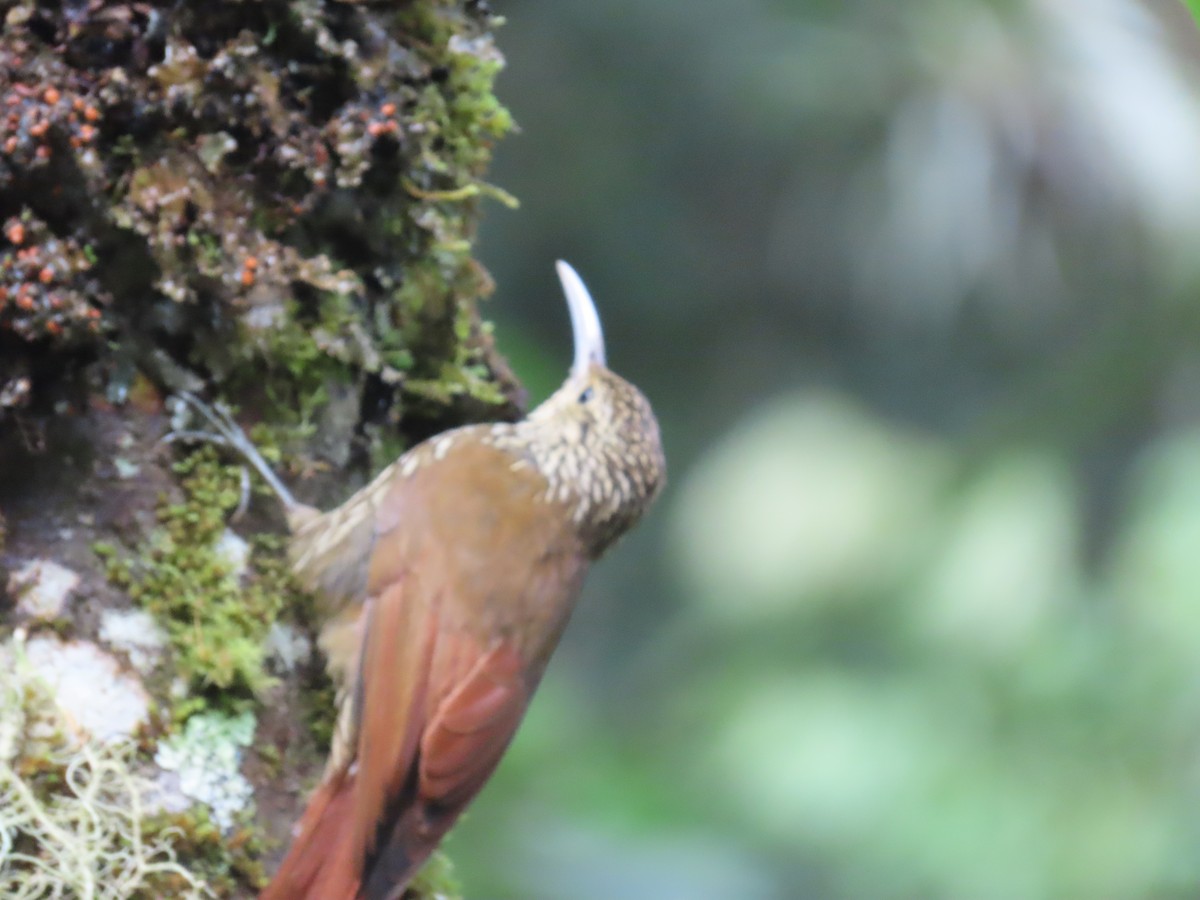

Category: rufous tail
[260, 771, 361, 900]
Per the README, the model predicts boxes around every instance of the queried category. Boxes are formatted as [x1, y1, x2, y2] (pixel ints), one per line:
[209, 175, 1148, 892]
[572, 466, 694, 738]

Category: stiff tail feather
[260, 769, 362, 900]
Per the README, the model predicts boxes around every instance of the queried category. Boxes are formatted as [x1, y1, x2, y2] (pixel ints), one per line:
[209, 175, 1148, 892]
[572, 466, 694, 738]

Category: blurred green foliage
[454, 1, 1200, 897]
[1187, 0, 1200, 30]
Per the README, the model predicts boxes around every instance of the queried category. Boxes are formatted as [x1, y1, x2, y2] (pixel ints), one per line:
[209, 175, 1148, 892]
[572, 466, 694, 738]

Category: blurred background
[455, 1, 1200, 897]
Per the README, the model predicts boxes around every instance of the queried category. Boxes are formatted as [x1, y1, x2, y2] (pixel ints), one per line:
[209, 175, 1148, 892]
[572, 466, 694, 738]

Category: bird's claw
[163, 391, 243, 447]
[161, 391, 301, 515]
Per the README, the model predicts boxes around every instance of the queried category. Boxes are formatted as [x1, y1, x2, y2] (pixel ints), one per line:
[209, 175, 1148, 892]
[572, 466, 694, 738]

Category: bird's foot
[163, 391, 308, 524]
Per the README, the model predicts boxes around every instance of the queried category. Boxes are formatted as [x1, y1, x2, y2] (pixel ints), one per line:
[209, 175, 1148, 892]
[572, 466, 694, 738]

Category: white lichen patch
[23, 636, 150, 744]
[8, 558, 81, 621]
[153, 711, 255, 831]
[264, 621, 312, 674]
[113, 456, 142, 479]
[0, 637, 211, 898]
[99, 608, 168, 674]
[213, 528, 251, 581]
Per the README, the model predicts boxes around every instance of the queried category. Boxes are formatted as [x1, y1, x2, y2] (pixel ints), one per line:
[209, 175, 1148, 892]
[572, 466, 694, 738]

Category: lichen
[20, 636, 151, 745]
[263, 621, 312, 675]
[153, 711, 256, 833]
[7, 557, 81, 622]
[0, 636, 211, 899]
[98, 608, 169, 674]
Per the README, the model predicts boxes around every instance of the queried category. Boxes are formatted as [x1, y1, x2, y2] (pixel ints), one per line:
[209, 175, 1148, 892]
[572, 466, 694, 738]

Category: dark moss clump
[0, 210, 107, 345]
[0, 0, 522, 443]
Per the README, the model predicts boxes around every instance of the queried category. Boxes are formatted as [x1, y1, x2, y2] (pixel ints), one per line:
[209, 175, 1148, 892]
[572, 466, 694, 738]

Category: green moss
[301, 668, 339, 755]
[400, 4, 515, 174]
[103, 448, 301, 714]
[378, 4, 519, 419]
[141, 807, 267, 896]
[93, 539, 133, 588]
[259, 299, 351, 422]
[222, 289, 369, 467]
[89, 455, 293, 895]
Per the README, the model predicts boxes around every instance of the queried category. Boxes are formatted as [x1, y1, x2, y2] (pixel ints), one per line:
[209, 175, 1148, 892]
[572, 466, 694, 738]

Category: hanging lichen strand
[0, 1, 521, 446]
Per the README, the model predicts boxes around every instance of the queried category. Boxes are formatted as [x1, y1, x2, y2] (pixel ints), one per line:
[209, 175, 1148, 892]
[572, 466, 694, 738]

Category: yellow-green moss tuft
[102, 448, 303, 715]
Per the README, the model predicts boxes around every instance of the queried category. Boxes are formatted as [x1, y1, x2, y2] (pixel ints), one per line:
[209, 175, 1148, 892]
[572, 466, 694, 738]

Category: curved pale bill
[556, 260, 606, 376]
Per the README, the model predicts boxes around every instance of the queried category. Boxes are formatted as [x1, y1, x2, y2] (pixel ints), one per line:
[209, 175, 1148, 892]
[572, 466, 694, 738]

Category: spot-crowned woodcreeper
[175, 262, 665, 899]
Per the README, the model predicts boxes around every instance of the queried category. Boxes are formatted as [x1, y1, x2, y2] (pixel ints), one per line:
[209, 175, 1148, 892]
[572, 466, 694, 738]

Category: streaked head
[523, 262, 666, 555]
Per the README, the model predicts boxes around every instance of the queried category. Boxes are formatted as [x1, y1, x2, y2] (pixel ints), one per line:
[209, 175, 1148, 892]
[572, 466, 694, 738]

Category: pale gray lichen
[98, 608, 169, 675]
[213, 529, 251, 581]
[264, 621, 313, 675]
[0, 636, 212, 898]
[22, 636, 151, 744]
[113, 456, 142, 480]
[8, 558, 81, 621]
[153, 711, 256, 832]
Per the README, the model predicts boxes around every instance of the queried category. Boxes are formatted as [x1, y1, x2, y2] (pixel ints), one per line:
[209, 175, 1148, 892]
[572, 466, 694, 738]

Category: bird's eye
[578, 387, 594, 404]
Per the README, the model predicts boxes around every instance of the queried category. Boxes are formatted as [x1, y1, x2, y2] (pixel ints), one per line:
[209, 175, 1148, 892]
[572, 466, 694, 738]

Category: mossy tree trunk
[0, 2, 519, 896]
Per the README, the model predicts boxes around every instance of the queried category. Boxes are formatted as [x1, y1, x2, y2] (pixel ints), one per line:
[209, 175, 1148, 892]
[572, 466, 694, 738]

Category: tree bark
[0, 2, 519, 895]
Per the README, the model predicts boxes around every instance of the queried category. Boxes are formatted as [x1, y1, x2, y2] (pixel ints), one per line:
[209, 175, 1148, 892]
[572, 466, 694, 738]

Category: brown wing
[419, 641, 527, 804]
[355, 439, 587, 898]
